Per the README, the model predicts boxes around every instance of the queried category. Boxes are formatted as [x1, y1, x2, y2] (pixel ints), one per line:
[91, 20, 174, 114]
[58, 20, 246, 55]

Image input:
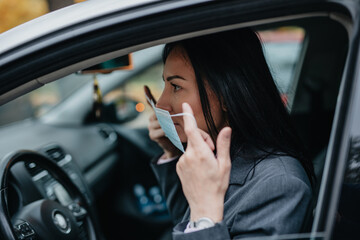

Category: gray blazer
[151, 153, 312, 240]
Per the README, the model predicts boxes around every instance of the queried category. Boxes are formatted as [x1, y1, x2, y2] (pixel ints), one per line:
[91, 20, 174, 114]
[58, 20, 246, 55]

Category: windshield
[0, 76, 89, 126]
[0, 45, 164, 127]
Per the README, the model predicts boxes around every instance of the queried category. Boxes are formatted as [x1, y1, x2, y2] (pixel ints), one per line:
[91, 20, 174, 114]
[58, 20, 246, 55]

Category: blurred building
[0, 0, 86, 33]
[0, 0, 86, 125]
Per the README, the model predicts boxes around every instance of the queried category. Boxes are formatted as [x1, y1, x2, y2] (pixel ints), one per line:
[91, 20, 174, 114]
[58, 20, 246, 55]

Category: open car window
[96, 17, 348, 239]
[0, 0, 354, 237]
[102, 27, 306, 129]
[260, 26, 305, 109]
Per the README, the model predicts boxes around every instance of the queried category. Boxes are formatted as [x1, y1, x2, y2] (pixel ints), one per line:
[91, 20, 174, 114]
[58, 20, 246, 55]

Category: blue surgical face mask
[147, 96, 196, 152]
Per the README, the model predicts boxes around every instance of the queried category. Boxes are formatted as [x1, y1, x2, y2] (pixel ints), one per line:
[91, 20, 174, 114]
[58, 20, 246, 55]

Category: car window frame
[0, 0, 351, 104]
[0, 1, 358, 239]
[311, 5, 360, 238]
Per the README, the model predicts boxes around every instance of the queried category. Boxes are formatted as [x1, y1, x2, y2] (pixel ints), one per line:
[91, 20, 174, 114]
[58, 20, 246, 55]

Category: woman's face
[156, 46, 226, 142]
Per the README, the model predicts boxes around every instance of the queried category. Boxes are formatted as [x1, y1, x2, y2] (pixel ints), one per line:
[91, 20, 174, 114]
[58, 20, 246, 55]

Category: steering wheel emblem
[52, 211, 71, 234]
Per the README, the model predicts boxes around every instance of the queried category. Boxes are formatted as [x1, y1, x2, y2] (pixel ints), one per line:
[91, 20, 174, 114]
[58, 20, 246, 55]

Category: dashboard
[5, 147, 93, 240]
[1, 119, 172, 239]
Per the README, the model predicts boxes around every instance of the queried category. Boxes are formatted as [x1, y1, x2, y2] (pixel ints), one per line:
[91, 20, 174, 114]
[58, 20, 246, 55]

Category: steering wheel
[0, 150, 97, 240]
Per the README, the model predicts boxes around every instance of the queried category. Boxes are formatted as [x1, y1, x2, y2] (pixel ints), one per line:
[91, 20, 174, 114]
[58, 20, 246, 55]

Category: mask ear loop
[170, 113, 197, 128]
[147, 93, 197, 128]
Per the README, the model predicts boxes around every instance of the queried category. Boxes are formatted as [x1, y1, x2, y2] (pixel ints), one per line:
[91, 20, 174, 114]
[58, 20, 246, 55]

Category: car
[0, 0, 359, 239]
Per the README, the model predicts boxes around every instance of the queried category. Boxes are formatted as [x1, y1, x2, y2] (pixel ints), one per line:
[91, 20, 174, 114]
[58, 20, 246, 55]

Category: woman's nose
[156, 90, 172, 112]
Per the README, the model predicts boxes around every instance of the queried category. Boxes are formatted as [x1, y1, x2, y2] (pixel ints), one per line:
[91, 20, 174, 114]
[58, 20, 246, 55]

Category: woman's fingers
[149, 128, 166, 140]
[144, 85, 157, 105]
[148, 113, 165, 140]
[176, 125, 231, 224]
[148, 118, 161, 129]
[216, 127, 232, 170]
[198, 129, 215, 151]
[182, 103, 206, 148]
[149, 112, 159, 122]
[148, 113, 161, 131]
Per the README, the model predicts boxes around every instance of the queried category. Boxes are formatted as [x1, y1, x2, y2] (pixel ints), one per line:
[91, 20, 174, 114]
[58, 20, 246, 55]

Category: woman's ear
[221, 103, 227, 112]
[222, 103, 230, 126]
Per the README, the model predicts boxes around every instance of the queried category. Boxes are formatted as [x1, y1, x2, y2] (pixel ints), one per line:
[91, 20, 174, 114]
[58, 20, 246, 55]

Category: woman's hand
[145, 85, 181, 158]
[148, 113, 215, 158]
[146, 85, 214, 159]
[176, 103, 232, 223]
[148, 112, 182, 158]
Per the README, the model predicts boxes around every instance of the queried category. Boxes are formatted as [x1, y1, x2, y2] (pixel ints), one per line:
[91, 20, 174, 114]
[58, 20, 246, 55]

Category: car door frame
[311, 1, 360, 238]
[0, 0, 359, 239]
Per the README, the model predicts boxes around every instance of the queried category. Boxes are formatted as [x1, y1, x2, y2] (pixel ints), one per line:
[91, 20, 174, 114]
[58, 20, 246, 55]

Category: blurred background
[0, 0, 304, 128]
[0, 0, 85, 34]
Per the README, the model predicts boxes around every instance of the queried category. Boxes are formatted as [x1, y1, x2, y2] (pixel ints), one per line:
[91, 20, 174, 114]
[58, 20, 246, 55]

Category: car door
[0, 0, 359, 239]
[312, 0, 360, 238]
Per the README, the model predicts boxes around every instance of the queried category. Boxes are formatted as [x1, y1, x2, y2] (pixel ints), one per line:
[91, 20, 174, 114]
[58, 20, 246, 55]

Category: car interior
[258, 15, 349, 235]
[0, 3, 356, 240]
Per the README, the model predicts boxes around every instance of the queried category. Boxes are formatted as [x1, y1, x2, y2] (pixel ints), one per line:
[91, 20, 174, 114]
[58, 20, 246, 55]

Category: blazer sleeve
[150, 155, 188, 225]
[172, 174, 312, 240]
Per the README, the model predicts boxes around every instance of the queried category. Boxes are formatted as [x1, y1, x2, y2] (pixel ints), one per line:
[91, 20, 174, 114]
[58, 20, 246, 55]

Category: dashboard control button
[14, 222, 36, 239]
[68, 203, 87, 220]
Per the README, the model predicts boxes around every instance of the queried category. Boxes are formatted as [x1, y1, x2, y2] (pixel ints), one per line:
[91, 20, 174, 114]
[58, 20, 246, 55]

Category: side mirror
[80, 54, 133, 74]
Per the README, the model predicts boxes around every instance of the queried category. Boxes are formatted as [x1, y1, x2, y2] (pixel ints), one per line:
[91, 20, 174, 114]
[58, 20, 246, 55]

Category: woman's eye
[171, 83, 181, 92]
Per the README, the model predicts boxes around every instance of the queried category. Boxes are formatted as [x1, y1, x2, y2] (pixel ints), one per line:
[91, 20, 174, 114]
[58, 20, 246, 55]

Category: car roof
[0, 0, 352, 106]
[1, 0, 335, 57]
[0, 0, 227, 57]
[0, 0, 159, 55]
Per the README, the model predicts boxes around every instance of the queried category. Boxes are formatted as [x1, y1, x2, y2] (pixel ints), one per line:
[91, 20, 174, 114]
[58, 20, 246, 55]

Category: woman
[148, 27, 315, 239]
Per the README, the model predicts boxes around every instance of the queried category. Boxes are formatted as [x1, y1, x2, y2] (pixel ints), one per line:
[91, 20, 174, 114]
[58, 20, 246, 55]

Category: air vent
[98, 125, 117, 142]
[25, 162, 43, 177]
[45, 146, 66, 162]
[99, 128, 111, 139]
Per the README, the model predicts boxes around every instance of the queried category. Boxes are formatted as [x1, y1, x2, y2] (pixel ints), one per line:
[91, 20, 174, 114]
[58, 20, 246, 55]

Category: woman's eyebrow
[163, 75, 186, 81]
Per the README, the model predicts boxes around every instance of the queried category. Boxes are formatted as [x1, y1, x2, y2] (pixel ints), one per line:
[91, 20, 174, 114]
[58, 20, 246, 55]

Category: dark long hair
[163, 28, 315, 185]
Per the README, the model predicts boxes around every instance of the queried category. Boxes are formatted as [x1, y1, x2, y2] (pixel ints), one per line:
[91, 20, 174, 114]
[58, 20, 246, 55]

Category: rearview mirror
[80, 54, 133, 74]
